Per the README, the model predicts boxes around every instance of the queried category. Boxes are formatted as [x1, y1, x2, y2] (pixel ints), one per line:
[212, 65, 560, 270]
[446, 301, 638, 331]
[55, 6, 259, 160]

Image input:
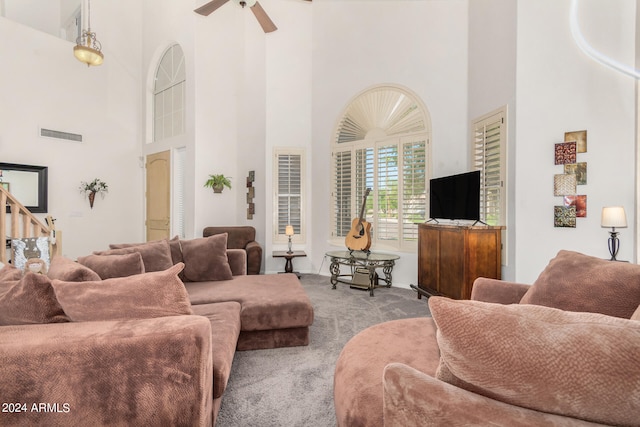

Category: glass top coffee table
[325, 250, 400, 297]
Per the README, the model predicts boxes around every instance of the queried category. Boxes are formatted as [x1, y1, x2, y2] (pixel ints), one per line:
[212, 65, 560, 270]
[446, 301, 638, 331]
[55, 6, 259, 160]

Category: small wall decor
[246, 170, 255, 220]
[553, 130, 587, 227]
[79, 178, 108, 208]
[564, 195, 587, 218]
[553, 174, 577, 196]
[563, 162, 587, 185]
[564, 130, 587, 153]
[554, 141, 577, 165]
[204, 174, 232, 193]
[554, 205, 577, 228]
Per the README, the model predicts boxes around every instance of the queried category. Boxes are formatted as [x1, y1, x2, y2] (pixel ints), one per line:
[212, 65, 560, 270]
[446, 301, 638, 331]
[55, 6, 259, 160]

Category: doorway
[146, 151, 170, 241]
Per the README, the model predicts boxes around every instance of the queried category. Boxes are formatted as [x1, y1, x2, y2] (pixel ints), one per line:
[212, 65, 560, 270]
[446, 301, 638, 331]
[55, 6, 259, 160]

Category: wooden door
[146, 151, 170, 241]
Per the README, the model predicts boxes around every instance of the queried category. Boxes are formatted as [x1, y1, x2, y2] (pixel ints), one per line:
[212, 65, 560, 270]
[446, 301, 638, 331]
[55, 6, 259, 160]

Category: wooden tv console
[417, 223, 503, 300]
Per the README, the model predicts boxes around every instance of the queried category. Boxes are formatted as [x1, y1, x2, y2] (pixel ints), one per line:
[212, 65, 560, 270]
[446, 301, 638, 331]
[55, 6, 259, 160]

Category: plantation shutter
[376, 144, 399, 242]
[402, 140, 427, 241]
[473, 111, 505, 226]
[277, 152, 302, 235]
[333, 150, 353, 237]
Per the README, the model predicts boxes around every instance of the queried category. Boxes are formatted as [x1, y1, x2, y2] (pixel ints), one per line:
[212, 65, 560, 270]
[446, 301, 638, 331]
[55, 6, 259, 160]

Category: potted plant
[204, 174, 232, 193]
[79, 178, 108, 208]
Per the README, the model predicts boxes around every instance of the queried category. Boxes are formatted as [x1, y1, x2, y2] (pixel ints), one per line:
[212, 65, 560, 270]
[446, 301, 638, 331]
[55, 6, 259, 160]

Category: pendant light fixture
[73, 0, 103, 66]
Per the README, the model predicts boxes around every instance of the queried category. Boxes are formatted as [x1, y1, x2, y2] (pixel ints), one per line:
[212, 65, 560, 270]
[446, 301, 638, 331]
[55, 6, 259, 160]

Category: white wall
[468, 0, 517, 280]
[514, 0, 637, 283]
[0, 0, 144, 258]
[263, 0, 313, 274]
[311, 0, 469, 288]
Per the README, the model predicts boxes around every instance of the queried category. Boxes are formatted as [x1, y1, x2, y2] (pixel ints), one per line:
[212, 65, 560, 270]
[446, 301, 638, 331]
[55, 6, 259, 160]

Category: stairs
[0, 186, 60, 265]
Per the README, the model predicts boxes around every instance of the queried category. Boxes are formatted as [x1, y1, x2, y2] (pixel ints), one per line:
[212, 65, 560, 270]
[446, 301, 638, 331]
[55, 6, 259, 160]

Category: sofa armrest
[470, 277, 530, 304]
[0, 316, 213, 427]
[245, 240, 263, 275]
[227, 248, 247, 276]
[383, 363, 599, 426]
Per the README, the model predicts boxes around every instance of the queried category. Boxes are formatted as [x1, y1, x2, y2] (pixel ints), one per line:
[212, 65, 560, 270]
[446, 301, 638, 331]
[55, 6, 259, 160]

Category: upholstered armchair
[203, 226, 262, 275]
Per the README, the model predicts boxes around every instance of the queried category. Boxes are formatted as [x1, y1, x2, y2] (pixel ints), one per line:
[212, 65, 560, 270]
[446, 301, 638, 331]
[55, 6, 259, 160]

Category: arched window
[331, 85, 431, 251]
[153, 44, 185, 142]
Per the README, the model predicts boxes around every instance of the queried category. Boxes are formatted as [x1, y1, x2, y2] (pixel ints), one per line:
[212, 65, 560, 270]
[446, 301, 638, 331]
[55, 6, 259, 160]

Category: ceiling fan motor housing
[234, 0, 257, 7]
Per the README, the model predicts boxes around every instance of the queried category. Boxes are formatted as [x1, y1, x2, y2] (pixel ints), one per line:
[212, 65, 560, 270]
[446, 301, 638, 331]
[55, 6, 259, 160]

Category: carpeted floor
[215, 274, 431, 427]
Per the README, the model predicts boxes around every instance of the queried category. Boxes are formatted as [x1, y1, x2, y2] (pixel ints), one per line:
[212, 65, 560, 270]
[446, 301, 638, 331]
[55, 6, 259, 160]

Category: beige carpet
[215, 274, 431, 427]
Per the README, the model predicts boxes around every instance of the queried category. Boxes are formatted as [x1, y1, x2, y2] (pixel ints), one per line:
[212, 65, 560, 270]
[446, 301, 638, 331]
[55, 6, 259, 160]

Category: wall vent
[39, 127, 83, 143]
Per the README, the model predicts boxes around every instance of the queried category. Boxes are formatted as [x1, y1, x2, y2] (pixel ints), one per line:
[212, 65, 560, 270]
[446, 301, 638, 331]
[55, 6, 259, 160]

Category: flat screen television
[429, 170, 481, 221]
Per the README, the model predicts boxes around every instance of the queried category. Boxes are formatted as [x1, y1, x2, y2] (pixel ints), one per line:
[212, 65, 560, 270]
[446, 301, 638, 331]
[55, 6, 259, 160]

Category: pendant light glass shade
[73, 0, 103, 66]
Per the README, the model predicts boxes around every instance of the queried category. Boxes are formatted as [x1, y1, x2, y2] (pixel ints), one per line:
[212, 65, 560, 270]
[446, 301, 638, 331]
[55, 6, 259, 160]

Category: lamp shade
[285, 225, 294, 236]
[601, 206, 627, 228]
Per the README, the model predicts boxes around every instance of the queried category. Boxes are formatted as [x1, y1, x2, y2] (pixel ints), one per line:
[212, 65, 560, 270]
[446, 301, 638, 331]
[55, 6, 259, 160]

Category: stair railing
[0, 185, 60, 265]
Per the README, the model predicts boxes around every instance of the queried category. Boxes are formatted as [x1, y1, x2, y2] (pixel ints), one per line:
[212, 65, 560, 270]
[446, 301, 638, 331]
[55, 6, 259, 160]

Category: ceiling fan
[195, 0, 311, 34]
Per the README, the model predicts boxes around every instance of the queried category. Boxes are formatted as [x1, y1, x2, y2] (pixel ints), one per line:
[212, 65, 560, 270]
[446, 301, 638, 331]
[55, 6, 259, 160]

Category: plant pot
[212, 185, 224, 193]
[88, 191, 96, 208]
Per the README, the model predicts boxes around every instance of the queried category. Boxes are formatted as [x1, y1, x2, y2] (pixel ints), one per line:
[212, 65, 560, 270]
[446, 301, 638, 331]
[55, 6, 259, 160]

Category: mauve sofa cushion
[181, 234, 233, 282]
[520, 250, 640, 319]
[95, 239, 173, 272]
[77, 252, 145, 279]
[52, 263, 192, 322]
[334, 317, 440, 427]
[191, 302, 242, 399]
[47, 256, 101, 282]
[185, 273, 313, 330]
[429, 296, 640, 427]
[0, 272, 68, 325]
[0, 264, 23, 281]
[109, 235, 184, 266]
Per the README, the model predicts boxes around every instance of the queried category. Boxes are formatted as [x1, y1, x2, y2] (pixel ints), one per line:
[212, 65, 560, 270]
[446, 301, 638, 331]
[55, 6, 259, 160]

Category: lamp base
[608, 231, 620, 261]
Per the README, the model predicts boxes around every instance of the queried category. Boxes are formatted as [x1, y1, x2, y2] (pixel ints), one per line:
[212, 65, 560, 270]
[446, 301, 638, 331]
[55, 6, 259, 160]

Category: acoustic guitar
[345, 188, 372, 251]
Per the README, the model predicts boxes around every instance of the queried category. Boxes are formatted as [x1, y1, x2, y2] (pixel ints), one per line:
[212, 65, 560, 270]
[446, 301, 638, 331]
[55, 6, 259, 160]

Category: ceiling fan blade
[250, 1, 277, 33]
[194, 0, 230, 16]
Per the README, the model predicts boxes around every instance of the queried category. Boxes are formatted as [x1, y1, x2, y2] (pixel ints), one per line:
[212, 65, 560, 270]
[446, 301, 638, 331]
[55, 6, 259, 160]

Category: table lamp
[601, 206, 627, 261]
[285, 225, 294, 254]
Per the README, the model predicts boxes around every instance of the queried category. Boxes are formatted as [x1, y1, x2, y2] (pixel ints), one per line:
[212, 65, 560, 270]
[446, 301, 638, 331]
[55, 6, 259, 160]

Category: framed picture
[249, 170, 255, 182]
[554, 141, 577, 165]
[563, 162, 587, 185]
[564, 130, 587, 153]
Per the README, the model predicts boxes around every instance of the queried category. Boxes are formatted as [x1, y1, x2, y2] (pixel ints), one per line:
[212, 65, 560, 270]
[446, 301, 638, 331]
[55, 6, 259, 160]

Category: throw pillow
[77, 252, 145, 279]
[429, 296, 640, 426]
[0, 264, 23, 282]
[95, 239, 173, 272]
[520, 250, 640, 318]
[0, 272, 68, 325]
[11, 236, 50, 271]
[180, 234, 233, 282]
[47, 256, 101, 282]
[631, 305, 640, 321]
[51, 263, 192, 322]
[109, 235, 183, 265]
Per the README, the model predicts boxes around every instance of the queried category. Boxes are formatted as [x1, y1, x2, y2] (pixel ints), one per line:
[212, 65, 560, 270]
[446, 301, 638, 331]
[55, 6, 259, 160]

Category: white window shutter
[473, 109, 506, 226]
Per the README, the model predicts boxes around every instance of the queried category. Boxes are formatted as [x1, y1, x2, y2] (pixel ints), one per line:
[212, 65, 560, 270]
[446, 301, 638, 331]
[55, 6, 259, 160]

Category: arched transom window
[331, 85, 431, 251]
[153, 44, 186, 142]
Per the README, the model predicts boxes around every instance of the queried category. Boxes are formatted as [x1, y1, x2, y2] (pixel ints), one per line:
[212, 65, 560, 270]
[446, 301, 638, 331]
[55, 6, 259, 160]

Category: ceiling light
[73, 0, 103, 67]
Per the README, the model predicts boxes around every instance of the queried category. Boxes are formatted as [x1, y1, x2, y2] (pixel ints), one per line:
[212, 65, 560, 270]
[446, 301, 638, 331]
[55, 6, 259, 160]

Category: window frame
[331, 131, 428, 252]
[471, 106, 507, 227]
[153, 44, 186, 143]
[273, 147, 306, 244]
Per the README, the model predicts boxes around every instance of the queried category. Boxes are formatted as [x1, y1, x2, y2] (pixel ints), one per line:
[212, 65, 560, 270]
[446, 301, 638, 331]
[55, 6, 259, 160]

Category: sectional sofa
[334, 250, 640, 426]
[0, 233, 314, 426]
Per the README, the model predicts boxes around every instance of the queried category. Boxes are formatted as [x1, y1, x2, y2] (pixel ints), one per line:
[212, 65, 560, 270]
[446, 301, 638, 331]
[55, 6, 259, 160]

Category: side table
[272, 250, 306, 278]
